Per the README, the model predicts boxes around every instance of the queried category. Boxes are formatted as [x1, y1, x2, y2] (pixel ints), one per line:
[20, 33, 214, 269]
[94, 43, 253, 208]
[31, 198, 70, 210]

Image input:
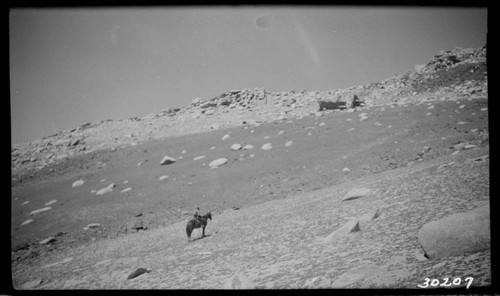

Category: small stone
[72, 179, 85, 187]
[96, 183, 115, 195]
[121, 187, 132, 193]
[86, 223, 101, 229]
[193, 155, 205, 161]
[21, 219, 34, 226]
[40, 237, 56, 245]
[30, 207, 52, 215]
[222, 134, 230, 141]
[242, 144, 254, 150]
[230, 144, 242, 151]
[44, 199, 57, 206]
[342, 167, 350, 173]
[159, 175, 168, 180]
[285, 141, 293, 147]
[209, 158, 229, 169]
[261, 143, 273, 150]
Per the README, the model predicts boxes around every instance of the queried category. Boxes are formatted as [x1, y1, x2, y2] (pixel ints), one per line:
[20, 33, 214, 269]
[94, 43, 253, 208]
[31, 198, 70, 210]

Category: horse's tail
[186, 221, 193, 238]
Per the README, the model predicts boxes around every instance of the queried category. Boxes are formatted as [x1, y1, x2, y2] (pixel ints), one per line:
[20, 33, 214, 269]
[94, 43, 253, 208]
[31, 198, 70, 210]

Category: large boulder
[418, 204, 490, 259]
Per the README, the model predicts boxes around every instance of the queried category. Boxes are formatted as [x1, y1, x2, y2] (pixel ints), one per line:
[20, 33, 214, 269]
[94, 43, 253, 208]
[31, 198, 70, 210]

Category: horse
[186, 211, 212, 242]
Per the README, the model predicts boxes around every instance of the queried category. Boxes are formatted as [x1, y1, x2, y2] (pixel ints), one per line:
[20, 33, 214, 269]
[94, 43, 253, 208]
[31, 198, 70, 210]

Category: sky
[10, 6, 487, 145]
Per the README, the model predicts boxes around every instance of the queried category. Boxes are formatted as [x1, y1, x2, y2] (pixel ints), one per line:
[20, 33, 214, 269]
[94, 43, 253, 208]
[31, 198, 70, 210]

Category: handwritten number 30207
[417, 277, 474, 289]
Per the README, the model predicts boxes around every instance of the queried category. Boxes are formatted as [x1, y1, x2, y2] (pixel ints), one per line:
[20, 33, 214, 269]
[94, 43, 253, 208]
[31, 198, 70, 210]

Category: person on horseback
[194, 207, 203, 223]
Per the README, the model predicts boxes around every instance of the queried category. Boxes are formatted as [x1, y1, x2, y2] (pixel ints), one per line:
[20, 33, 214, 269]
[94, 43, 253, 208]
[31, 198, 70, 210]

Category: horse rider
[194, 207, 203, 223]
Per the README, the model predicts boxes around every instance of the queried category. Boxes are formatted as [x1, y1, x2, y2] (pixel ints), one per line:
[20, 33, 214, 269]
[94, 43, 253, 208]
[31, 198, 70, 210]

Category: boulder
[324, 219, 360, 243]
[341, 188, 372, 202]
[160, 156, 176, 165]
[418, 204, 490, 259]
[21, 219, 34, 226]
[72, 179, 85, 187]
[359, 210, 380, 222]
[40, 237, 56, 245]
[96, 183, 115, 195]
[261, 143, 273, 151]
[30, 207, 52, 215]
[209, 158, 229, 169]
[44, 199, 57, 206]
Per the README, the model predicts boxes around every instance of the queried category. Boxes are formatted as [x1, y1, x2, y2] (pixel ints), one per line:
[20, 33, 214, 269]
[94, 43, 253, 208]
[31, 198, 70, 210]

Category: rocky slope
[11, 46, 487, 181]
[10, 46, 490, 290]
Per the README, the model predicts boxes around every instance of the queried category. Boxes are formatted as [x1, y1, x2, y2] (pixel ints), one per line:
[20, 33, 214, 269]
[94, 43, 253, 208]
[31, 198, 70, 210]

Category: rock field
[11, 46, 490, 290]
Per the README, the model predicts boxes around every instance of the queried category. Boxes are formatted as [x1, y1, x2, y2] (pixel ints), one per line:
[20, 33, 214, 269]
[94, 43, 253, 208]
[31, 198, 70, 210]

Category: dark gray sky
[10, 7, 487, 145]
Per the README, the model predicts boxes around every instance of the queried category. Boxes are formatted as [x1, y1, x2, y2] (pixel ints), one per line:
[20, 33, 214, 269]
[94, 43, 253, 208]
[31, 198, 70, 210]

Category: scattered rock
[160, 156, 176, 165]
[87, 223, 101, 229]
[285, 141, 293, 147]
[44, 199, 57, 206]
[121, 187, 132, 193]
[72, 179, 85, 187]
[342, 167, 351, 173]
[359, 210, 380, 222]
[242, 144, 254, 150]
[261, 143, 273, 150]
[193, 155, 205, 161]
[209, 158, 229, 169]
[30, 207, 52, 215]
[159, 175, 168, 180]
[40, 237, 56, 245]
[21, 219, 34, 226]
[96, 183, 116, 195]
[418, 204, 490, 259]
[341, 188, 372, 202]
[126, 268, 151, 280]
[127, 220, 146, 232]
[230, 144, 242, 151]
[324, 219, 360, 243]
[222, 134, 230, 141]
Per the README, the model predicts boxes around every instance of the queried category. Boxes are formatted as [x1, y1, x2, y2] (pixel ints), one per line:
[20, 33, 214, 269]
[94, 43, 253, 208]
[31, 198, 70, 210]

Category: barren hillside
[11, 46, 489, 290]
